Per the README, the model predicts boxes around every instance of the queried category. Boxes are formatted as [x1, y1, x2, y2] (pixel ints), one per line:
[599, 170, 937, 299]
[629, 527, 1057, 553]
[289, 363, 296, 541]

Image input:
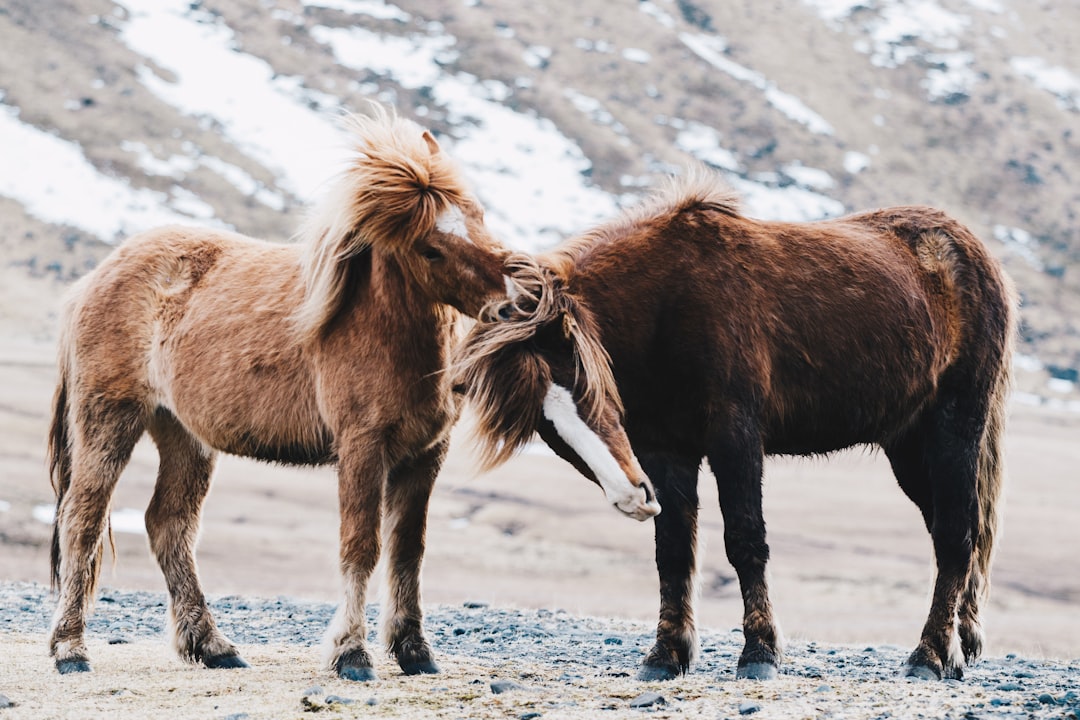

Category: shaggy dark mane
[453, 254, 621, 470]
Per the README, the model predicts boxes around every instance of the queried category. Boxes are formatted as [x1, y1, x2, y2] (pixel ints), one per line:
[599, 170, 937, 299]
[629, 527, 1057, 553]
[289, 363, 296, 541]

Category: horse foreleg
[709, 430, 781, 680]
[49, 400, 143, 674]
[380, 440, 447, 675]
[146, 411, 245, 669]
[638, 452, 701, 681]
[325, 440, 387, 682]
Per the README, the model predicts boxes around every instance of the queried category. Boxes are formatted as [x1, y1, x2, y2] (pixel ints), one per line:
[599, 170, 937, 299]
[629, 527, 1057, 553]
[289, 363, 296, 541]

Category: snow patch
[523, 45, 552, 69]
[117, 0, 350, 201]
[32, 504, 148, 535]
[674, 122, 740, 172]
[843, 151, 871, 174]
[1014, 354, 1042, 373]
[123, 140, 286, 210]
[200, 156, 287, 211]
[301, 0, 411, 21]
[1047, 378, 1075, 395]
[622, 48, 652, 64]
[731, 176, 845, 222]
[993, 224, 1043, 271]
[1014, 392, 1080, 415]
[1010, 56, 1080, 111]
[0, 100, 209, 241]
[782, 162, 835, 190]
[574, 38, 614, 54]
[639, 1, 677, 28]
[963, 0, 1004, 12]
[679, 33, 834, 136]
[922, 51, 979, 101]
[564, 89, 628, 136]
[122, 140, 197, 179]
[802, 0, 980, 102]
[313, 24, 618, 250]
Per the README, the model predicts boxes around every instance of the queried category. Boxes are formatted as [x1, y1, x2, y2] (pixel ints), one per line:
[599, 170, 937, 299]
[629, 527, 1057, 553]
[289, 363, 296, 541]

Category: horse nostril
[641, 481, 655, 504]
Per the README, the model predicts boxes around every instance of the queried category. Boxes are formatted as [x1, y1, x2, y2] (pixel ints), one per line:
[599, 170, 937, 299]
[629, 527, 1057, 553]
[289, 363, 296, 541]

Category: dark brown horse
[455, 168, 1015, 681]
[47, 108, 514, 680]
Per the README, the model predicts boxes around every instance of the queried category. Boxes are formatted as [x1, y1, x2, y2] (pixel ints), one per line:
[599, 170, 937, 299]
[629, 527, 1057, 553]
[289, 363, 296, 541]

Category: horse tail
[48, 297, 119, 596]
[48, 340, 73, 592]
[973, 289, 1014, 606]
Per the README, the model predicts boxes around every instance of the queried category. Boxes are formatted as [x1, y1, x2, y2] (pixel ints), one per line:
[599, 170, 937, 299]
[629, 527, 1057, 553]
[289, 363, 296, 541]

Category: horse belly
[150, 299, 333, 465]
[764, 345, 938, 454]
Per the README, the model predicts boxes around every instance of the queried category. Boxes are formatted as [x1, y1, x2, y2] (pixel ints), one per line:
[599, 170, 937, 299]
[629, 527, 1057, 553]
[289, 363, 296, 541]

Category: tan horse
[47, 109, 513, 680]
[456, 168, 1015, 682]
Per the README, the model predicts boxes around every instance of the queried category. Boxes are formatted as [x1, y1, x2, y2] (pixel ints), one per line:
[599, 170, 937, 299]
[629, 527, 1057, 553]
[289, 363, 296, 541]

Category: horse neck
[346, 247, 455, 362]
[562, 225, 677, 364]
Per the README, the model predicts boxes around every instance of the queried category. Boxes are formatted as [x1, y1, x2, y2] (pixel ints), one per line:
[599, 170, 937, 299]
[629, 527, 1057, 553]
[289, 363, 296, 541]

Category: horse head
[454, 253, 660, 521]
[295, 106, 510, 340]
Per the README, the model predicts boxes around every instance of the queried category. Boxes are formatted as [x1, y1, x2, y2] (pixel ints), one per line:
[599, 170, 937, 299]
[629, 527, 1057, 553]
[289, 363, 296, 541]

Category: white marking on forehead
[436, 204, 472, 243]
[542, 383, 638, 506]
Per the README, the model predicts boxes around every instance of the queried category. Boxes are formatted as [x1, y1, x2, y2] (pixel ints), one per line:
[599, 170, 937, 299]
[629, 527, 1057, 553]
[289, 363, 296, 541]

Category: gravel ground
[2, 581, 1078, 719]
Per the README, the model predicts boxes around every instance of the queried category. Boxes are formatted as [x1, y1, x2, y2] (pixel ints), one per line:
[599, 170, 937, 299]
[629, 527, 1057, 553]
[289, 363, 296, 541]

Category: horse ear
[562, 311, 577, 340]
[504, 275, 526, 304]
[422, 130, 440, 156]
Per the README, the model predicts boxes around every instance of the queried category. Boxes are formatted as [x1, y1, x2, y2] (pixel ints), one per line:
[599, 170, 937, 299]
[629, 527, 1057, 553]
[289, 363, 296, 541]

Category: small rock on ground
[491, 679, 524, 694]
[324, 695, 354, 705]
[629, 692, 665, 708]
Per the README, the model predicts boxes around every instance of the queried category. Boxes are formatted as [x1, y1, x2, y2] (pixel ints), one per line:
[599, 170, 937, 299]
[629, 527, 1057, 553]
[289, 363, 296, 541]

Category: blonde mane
[454, 253, 622, 470]
[294, 106, 472, 341]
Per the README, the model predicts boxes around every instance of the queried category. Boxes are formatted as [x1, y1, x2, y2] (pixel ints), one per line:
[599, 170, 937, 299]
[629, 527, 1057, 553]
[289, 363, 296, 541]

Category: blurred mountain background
[3, 0, 1080, 658]
[1, 0, 1078, 404]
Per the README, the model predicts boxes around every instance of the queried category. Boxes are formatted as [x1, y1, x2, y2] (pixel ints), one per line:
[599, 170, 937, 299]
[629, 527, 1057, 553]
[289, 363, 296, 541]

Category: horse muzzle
[611, 474, 662, 521]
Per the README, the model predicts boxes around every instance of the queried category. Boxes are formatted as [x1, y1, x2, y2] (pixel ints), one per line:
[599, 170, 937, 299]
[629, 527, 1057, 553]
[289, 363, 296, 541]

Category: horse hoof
[56, 659, 91, 675]
[904, 664, 941, 681]
[339, 665, 378, 682]
[637, 663, 679, 682]
[400, 658, 440, 676]
[205, 654, 250, 669]
[736, 662, 778, 680]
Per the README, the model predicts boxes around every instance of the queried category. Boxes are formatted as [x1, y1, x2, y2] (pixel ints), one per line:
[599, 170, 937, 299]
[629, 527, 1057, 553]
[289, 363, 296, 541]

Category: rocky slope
[0, 0, 1078, 401]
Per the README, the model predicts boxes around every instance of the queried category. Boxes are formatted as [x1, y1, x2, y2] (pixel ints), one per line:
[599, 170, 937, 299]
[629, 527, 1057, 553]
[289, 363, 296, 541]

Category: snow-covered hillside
[0, 0, 1077, 400]
[2, 0, 882, 249]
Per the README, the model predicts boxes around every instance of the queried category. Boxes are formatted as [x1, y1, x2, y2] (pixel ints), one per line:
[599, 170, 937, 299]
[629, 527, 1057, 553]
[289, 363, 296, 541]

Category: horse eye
[421, 247, 444, 262]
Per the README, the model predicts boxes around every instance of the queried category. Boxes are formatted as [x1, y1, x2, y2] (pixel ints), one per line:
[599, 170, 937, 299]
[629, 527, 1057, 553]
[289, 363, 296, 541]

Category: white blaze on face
[542, 383, 644, 515]
[436, 204, 471, 243]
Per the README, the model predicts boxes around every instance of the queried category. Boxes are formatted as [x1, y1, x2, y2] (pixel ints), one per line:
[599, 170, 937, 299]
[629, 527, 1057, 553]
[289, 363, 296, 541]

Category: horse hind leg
[380, 441, 446, 676]
[885, 424, 988, 666]
[889, 397, 984, 681]
[49, 397, 145, 674]
[145, 409, 247, 669]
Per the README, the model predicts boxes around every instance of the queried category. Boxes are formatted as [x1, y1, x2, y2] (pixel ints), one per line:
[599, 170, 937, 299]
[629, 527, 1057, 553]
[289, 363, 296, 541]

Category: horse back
[60, 226, 332, 462]
[574, 205, 1011, 455]
[757, 206, 1011, 451]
